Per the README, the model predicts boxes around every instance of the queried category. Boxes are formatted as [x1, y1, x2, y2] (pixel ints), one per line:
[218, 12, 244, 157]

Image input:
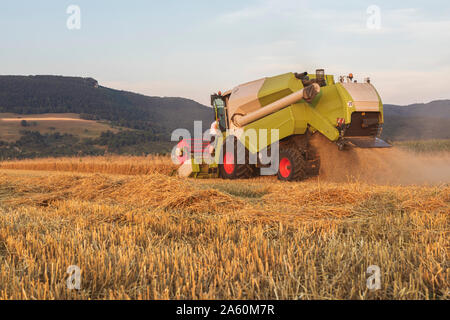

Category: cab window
[213, 98, 227, 131]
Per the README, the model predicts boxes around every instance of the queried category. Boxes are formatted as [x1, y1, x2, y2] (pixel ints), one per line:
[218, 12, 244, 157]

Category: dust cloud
[310, 134, 450, 185]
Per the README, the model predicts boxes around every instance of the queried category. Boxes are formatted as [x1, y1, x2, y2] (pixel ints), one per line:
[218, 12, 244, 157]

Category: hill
[383, 100, 450, 140]
[0, 75, 449, 158]
[0, 75, 214, 158]
[0, 75, 212, 134]
[2, 75, 449, 141]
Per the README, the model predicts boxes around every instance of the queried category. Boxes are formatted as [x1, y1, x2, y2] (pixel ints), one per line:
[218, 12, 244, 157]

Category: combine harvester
[175, 69, 391, 181]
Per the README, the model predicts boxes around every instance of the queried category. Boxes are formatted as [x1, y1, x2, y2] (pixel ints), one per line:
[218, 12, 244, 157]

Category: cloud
[218, 1, 274, 23]
[218, 0, 307, 23]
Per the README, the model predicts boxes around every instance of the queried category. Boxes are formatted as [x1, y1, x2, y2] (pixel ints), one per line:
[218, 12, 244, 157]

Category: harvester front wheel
[219, 137, 256, 179]
[277, 147, 307, 181]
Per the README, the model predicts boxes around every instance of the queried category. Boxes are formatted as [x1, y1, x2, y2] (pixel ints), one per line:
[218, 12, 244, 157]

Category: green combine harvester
[174, 69, 391, 181]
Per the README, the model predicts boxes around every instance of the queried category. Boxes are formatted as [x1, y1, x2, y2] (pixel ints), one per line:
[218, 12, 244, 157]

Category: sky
[1, 0, 449, 106]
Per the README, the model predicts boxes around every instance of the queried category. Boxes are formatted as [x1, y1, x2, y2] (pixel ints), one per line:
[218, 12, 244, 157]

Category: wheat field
[0, 152, 448, 300]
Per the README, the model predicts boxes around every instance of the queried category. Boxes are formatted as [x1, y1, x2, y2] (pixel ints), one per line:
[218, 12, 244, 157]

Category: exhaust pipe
[233, 83, 321, 127]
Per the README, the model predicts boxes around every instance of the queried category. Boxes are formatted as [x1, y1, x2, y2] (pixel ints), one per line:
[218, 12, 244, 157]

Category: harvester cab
[211, 93, 228, 132]
[175, 69, 391, 181]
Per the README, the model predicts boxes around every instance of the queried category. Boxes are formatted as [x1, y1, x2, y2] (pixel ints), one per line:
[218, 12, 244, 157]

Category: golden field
[0, 152, 448, 300]
[0, 113, 122, 142]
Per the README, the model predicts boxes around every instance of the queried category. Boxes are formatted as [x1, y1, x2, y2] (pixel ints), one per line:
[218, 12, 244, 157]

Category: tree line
[0, 130, 174, 160]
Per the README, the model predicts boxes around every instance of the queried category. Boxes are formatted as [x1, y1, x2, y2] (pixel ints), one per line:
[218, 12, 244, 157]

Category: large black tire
[277, 145, 307, 181]
[219, 137, 256, 179]
[288, 134, 321, 178]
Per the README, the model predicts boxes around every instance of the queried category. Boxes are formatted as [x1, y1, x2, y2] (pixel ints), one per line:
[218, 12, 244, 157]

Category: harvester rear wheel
[219, 137, 256, 179]
[277, 146, 307, 181]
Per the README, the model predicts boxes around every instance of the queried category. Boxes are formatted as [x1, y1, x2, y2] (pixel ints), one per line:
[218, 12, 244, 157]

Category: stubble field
[0, 146, 448, 300]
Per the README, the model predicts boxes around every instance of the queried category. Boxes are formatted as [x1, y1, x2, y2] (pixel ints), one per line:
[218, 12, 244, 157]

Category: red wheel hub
[175, 139, 190, 164]
[223, 151, 235, 175]
[279, 157, 292, 178]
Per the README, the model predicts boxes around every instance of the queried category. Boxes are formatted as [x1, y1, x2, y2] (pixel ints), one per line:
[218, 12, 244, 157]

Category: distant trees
[0, 129, 173, 160]
[80, 113, 97, 120]
[20, 120, 37, 127]
[0, 131, 103, 160]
